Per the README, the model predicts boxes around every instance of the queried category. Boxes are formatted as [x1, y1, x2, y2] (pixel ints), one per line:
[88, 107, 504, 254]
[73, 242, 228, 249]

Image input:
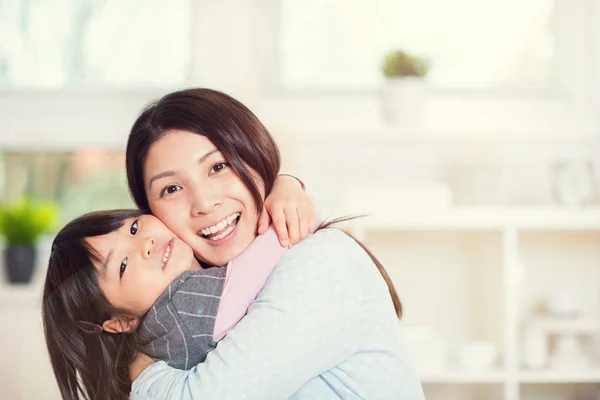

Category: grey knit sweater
[139, 267, 227, 370]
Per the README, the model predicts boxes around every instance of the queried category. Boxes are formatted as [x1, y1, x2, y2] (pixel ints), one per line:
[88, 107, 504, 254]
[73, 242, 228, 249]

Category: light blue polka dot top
[131, 228, 425, 400]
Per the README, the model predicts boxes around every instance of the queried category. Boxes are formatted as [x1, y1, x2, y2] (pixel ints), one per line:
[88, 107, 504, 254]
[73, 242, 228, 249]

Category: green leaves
[381, 49, 431, 78]
[0, 198, 59, 247]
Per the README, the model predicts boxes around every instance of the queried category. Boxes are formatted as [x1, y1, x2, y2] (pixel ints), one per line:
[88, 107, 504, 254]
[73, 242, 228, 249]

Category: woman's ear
[102, 315, 140, 333]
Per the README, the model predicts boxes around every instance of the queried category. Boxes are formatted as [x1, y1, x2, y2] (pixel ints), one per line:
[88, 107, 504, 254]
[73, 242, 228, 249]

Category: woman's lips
[199, 217, 240, 246]
[200, 212, 241, 238]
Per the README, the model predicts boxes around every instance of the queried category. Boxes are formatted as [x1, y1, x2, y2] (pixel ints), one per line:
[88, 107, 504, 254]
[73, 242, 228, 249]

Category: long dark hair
[126, 88, 280, 214]
[42, 209, 144, 400]
[126, 88, 402, 316]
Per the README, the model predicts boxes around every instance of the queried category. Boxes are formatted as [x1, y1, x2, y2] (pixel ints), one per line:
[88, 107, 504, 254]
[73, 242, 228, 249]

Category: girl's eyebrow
[102, 250, 114, 274]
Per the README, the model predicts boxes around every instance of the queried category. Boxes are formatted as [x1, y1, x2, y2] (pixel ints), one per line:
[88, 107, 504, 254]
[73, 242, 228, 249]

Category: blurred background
[1, 1, 600, 399]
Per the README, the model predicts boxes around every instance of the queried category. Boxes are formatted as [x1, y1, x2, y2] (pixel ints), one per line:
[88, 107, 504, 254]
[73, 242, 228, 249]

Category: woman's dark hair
[318, 216, 403, 318]
[42, 209, 144, 400]
[126, 87, 402, 317]
[126, 88, 280, 214]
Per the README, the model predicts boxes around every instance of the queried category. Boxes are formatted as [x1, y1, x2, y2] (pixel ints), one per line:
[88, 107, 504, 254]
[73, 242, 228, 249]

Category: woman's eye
[119, 258, 127, 278]
[130, 219, 138, 235]
[160, 185, 182, 197]
[211, 162, 229, 174]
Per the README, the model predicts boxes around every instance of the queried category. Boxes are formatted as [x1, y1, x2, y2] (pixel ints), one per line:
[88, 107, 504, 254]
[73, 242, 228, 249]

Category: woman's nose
[142, 237, 156, 259]
[190, 187, 220, 215]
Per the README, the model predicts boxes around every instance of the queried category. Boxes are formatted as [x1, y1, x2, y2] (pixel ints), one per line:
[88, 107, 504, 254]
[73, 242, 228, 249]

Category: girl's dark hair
[126, 88, 280, 214]
[318, 216, 403, 318]
[42, 209, 143, 400]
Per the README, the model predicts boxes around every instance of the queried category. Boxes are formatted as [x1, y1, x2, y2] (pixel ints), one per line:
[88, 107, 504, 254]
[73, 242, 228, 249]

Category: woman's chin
[199, 238, 256, 267]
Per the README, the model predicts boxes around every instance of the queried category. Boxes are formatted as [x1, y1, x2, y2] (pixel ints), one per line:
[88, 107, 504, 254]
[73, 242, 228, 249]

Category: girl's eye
[160, 185, 182, 198]
[211, 162, 229, 174]
[130, 219, 138, 235]
[120, 258, 127, 278]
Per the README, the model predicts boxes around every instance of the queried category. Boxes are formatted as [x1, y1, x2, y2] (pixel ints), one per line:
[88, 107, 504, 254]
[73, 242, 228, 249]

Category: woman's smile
[199, 212, 241, 243]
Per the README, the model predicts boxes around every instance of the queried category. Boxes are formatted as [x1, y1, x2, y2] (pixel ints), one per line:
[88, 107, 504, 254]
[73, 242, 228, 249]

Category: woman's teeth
[209, 222, 236, 241]
[201, 212, 240, 240]
[161, 244, 171, 268]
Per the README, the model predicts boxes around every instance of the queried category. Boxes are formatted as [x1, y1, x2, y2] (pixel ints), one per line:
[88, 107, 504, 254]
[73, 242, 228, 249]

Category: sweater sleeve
[213, 226, 287, 341]
[131, 229, 363, 400]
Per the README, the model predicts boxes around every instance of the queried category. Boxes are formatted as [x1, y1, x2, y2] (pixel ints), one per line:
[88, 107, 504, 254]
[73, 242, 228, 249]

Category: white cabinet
[0, 281, 61, 399]
[347, 207, 600, 400]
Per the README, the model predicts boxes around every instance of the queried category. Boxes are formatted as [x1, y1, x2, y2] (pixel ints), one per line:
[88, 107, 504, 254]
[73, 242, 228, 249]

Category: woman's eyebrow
[197, 148, 219, 164]
[148, 148, 219, 188]
[149, 170, 177, 188]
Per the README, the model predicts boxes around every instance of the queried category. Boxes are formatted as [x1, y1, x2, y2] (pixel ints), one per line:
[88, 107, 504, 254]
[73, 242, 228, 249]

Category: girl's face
[143, 130, 264, 267]
[86, 214, 201, 316]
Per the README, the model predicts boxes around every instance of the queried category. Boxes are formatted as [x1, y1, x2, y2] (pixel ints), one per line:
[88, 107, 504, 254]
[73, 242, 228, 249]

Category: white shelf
[519, 369, 600, 383]
[421, 369, 506, 383]
[291, 123, 600, 143]
[527, 317, 600, 334]
[349, 205, 600, 400]
[420, 369, 600, 384]
[349, 207, 600, 231]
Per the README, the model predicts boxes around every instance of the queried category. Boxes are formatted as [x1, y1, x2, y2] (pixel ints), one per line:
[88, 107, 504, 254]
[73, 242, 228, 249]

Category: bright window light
[279, 0, 555, 90]
[0, 0, 192, 89]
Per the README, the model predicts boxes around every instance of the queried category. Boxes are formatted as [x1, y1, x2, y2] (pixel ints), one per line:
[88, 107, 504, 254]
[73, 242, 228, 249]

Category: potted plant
[381, 49, 431, 126]
[0, 199, 58, 284]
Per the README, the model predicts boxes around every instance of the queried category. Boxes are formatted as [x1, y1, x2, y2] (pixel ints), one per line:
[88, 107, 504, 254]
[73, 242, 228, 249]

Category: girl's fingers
[257, 205, 270, 235]
[271, 207, 289, 247]
[285, 206, 300, 246]
[298, 206, 310, 242]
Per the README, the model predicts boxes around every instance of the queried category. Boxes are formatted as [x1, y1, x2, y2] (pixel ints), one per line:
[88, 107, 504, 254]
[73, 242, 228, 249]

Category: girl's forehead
[85, 229, 121, 259]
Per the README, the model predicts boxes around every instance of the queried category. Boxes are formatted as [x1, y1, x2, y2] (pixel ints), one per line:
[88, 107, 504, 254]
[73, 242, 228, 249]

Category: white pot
[382, 77, 428, 126]
[456, 341, 498, 370]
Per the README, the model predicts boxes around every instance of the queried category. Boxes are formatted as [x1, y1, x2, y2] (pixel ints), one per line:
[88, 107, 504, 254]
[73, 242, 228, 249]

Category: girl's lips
[161, 238, 175, 270]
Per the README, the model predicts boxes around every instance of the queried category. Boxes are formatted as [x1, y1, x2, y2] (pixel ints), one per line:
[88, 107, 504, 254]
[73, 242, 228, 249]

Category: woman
[126, 88, 424, 399]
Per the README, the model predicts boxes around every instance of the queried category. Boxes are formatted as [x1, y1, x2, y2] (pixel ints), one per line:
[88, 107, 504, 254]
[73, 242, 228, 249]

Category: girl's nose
[142, 237, 156, 259]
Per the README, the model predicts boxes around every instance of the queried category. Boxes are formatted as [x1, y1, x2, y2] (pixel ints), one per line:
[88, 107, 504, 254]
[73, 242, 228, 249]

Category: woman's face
[86, 214, 201, 315]
[143, 129, 264, 267]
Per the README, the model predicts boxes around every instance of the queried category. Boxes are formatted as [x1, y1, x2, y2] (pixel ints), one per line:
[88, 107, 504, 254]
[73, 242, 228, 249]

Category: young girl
[42, 209, 287, 400]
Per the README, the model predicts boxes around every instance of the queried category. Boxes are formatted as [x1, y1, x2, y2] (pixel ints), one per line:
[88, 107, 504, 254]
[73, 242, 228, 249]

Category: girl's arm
[258, 174, 315, 247]
[213, 226, 287, 341]
[130, 229, 363, 400]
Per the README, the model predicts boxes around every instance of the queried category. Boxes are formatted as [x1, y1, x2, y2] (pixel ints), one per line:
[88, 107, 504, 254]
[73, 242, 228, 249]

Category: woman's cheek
[153, 205, 177, 228]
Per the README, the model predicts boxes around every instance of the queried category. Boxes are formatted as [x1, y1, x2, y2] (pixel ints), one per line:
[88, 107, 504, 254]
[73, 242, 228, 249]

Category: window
[0, 151, 133, 223]
[278, 0, 556, 91]
[0, 0, 192, 89]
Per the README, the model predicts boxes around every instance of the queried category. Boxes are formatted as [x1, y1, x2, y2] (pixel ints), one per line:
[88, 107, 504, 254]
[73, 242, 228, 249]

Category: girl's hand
[258, 175, 315, 247]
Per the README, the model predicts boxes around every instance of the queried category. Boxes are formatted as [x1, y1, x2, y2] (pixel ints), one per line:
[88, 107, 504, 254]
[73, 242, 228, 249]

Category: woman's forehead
[145, 131, 222, 171]
[153, 130, 216, 156]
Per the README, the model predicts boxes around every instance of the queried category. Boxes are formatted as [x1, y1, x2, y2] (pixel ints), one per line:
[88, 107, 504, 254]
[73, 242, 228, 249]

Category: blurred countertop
[0, 272, 45, 309]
